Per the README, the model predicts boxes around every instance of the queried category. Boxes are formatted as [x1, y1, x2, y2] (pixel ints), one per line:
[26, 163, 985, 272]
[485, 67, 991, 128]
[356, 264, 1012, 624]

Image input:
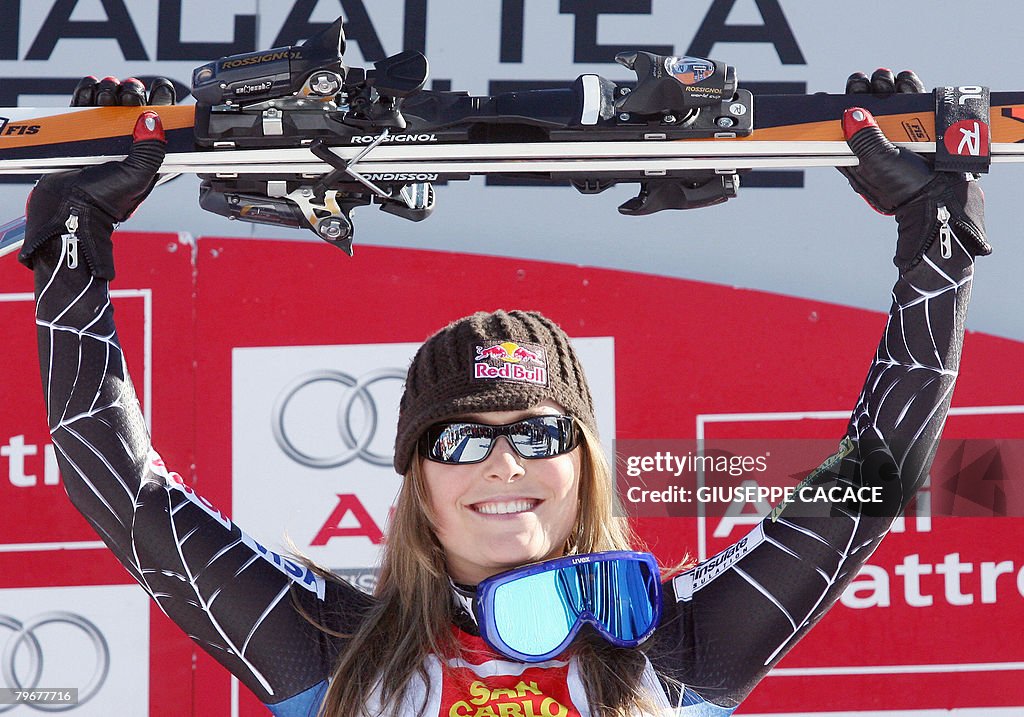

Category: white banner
[0, 584, 149, 716]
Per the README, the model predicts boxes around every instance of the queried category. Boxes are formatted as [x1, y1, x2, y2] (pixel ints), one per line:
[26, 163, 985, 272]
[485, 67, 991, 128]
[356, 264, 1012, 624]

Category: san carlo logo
[272, 368, 407, 468]
[0, 612, 109, 711]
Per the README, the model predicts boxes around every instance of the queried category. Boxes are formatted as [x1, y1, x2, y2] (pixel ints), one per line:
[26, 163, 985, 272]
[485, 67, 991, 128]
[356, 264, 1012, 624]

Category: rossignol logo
[0, 117, 41, 137]
[351, 133, 437, 144]
[684, 85, 722, 97]
[220, 49, 297, 69]
[473, 341, 547, 386]
[364, 173, 439, 181]
[945, 119, 989, 157]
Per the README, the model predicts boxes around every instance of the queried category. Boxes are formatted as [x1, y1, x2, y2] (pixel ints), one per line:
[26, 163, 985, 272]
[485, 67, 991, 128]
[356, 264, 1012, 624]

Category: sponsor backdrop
[7, 234, 1021, 715]
[1, 2, 1023, 716]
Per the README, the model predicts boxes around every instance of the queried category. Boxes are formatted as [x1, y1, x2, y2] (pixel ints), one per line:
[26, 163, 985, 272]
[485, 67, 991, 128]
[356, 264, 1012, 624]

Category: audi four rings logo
[272, 368, 406, 468]
[0, 612, 109, 712]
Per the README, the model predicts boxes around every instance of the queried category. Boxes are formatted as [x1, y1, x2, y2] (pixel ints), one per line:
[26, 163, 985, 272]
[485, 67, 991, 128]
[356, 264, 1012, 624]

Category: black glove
[18, 111, 166, 279]
[840, 68, 990, 270]
[71, 75, 176, 106]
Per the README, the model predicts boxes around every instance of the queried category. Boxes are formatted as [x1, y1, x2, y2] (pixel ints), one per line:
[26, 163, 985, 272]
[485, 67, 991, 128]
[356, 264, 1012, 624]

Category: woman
[18, 70, 989, 716]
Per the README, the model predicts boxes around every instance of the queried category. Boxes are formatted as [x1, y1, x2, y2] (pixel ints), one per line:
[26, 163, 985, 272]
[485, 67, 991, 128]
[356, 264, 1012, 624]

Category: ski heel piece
[191, 18, 347, 106]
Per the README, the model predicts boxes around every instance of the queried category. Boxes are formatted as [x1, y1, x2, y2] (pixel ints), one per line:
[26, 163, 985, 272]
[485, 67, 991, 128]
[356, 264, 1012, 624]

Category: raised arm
[648, 73, 990, 713]
[18, 111, 372, 714]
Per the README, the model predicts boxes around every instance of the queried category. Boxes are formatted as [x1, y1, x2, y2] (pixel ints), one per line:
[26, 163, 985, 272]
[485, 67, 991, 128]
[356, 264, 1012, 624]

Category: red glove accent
[842, 107, 878, 141]
[133, 111, 165, 143]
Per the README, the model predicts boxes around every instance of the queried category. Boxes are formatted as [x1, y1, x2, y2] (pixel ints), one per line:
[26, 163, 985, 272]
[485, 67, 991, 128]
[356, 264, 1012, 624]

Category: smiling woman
[420, 404, 583, 584]
[318, 310, 656, 717]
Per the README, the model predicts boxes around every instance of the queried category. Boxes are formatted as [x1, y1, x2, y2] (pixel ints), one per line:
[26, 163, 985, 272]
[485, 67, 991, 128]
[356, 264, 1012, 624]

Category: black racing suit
[27, 204, 978, 715]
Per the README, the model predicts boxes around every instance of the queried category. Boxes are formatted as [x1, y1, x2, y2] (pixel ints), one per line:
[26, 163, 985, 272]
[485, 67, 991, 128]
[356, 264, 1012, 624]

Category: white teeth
[474, 500, 537, 515]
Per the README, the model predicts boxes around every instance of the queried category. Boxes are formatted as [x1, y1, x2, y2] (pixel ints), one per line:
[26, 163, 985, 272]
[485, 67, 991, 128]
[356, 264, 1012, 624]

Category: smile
[471, 499, 540, 515]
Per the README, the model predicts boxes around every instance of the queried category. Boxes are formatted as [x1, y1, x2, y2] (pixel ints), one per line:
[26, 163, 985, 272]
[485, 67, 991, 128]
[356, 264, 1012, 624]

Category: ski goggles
[474, 551, 662, 663]
[419, 415, 578, 465]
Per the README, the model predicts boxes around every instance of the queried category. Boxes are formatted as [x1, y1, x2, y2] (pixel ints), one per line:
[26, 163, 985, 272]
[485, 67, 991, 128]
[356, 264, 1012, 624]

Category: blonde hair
[311, 423, 658, 716]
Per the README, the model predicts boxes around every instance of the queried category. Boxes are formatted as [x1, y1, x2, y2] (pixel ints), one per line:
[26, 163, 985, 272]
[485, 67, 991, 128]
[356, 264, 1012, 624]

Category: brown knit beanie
[394, 310, 598, 475]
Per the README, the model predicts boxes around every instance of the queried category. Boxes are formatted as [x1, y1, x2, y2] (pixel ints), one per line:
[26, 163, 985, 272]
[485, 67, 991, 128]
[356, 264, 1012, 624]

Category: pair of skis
[1, 17, 1020, 256]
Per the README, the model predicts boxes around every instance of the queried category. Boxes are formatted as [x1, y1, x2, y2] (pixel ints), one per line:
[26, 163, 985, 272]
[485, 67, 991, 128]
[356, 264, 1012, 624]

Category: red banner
[0, 232, 196, 715]
[3, 234, 1022, 715]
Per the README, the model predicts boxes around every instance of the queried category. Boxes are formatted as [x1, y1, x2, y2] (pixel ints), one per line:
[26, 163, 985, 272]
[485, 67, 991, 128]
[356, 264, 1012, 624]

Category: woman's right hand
[18, 111, 166, 279]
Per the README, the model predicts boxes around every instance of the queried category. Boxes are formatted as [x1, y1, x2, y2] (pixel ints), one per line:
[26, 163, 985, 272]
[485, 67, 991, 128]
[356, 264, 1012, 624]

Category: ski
[1, 17, 1018, 254]
[4, 94, 1023, 175]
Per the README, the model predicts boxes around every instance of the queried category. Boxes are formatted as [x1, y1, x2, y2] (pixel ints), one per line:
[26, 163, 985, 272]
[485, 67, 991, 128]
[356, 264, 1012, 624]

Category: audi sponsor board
[231, 339, 615, 583]
[0, 585, 148, 714]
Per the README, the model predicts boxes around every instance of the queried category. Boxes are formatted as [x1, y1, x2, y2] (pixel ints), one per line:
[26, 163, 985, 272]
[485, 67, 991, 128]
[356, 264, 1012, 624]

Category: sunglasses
[475, 551, 662, 662]
[419, 415, 579, 465]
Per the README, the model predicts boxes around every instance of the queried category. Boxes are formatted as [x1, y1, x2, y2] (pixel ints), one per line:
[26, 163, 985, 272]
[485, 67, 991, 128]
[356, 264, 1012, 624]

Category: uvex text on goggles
[419, 415, 578, 464]
[474, 551, 662, 662]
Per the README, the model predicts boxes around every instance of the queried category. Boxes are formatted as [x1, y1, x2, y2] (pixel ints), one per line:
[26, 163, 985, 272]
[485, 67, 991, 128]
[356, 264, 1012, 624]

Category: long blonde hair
[312, 423, 658, 716]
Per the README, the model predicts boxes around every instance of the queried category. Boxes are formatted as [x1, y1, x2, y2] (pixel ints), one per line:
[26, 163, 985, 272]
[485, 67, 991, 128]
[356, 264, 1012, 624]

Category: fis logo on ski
[473, 342, 547, 386]
[901, 118, 931, 142]
[0, 117, 41, 137]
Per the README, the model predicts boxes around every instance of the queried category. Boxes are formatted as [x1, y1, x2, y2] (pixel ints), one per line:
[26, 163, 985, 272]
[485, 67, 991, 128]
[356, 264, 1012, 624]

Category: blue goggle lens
[477, 552, 662, 663]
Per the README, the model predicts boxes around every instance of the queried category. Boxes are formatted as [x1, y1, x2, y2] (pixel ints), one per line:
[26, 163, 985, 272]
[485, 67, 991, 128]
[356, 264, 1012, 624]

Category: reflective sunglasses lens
[423, 416, 576, 464]
[491, 570, 580, 658]
[508, 416, 575, 459]
[427, 423, 494, 463]
[584, 559, 659, 641]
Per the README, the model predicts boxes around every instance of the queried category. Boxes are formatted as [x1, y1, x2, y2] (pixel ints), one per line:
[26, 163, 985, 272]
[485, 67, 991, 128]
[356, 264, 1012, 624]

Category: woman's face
[421, 400, 582, 585]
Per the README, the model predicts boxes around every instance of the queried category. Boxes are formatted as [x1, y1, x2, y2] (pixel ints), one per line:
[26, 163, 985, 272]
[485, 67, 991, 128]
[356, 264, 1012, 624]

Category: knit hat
[394, 310, 598, 474]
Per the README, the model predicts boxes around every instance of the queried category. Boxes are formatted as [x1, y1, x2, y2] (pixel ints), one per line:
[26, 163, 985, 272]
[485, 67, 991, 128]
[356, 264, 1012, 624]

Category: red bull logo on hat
[474, 341, 548, 386]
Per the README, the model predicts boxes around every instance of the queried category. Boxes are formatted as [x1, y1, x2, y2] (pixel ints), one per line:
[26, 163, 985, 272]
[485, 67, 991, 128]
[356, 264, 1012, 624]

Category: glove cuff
[893, 175, 989, 272]
[19, 179, 117, 280]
